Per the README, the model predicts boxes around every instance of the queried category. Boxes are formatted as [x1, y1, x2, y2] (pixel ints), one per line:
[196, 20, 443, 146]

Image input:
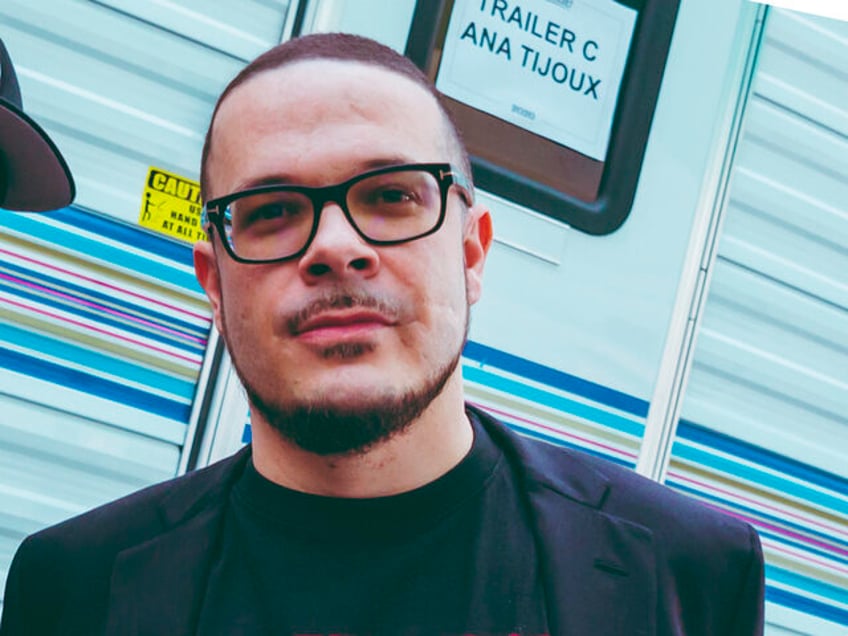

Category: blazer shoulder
[478, 411, 765, 634]
[24, 447, 249, 557]
[565, 442, 765, 633]
[1, 449, 249, 635]
[541, 430, 754, 548]
[577, 445, 754, 546]
[476, 406, 758, 553]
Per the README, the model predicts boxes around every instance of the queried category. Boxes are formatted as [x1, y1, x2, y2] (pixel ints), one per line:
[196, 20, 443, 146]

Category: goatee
[245, 347, 460, 455]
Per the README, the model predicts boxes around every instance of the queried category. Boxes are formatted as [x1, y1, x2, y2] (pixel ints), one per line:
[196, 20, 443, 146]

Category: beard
[244, 348, 462, 456]
[222, 287, 468, 456]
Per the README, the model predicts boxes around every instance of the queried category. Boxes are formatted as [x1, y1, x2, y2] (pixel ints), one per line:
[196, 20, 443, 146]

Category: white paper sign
[436, 0, 637, 161]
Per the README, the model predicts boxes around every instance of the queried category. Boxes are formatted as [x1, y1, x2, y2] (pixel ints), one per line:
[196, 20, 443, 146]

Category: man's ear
[463, 203, 493, 306]
[193, 240, 224, 334]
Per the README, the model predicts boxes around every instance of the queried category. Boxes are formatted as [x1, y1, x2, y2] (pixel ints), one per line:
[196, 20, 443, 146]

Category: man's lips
[292, 310, 394, 339]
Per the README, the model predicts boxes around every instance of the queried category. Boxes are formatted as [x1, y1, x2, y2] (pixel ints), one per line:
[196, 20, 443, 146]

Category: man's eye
[250, 201, 304, 221]
[255, 204, 287, 219]
[375, 187, 417, 204]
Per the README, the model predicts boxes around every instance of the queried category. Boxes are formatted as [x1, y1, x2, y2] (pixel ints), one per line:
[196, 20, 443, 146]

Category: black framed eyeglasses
[202, 163, 472, 264]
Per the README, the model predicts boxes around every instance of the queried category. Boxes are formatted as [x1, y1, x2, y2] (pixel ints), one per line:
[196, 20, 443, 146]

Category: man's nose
[297, 202, 380, 281]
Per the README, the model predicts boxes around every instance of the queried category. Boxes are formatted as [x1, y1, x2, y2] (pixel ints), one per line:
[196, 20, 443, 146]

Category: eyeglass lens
[223, 168, 443, 261]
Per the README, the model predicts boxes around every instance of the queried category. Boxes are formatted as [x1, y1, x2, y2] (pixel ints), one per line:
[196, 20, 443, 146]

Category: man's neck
[249, 373, 473, 498]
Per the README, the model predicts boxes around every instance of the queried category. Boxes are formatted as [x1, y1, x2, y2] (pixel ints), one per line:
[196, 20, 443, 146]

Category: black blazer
[1, 407, 764, 635]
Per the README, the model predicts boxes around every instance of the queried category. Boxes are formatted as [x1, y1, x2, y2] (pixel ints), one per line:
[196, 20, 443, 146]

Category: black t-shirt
[197, 412, 549, 636]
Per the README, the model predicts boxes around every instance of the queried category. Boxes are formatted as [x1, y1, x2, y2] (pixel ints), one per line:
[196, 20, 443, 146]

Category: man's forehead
[220, 58, 438, 119]
[205, 57, 453, 195]
[209, 59, 448, 163]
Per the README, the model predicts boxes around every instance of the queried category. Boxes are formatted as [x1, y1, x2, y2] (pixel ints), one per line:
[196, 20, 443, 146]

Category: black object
[0, 38, 75, 212]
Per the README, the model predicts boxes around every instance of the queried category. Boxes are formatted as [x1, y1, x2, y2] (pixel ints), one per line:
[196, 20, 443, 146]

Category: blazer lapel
[104, 506, 222, 636]
[104, 448, 251, 636]
[479, 411, 657, 636]
[528, 486, 657, 636]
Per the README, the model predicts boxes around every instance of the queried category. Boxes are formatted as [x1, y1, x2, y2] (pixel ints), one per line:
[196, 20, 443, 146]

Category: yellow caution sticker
[139, 167, 206, 243]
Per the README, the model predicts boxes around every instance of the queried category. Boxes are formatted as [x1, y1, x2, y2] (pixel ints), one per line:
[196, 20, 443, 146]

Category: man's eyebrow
[232, 156, 418, 191]
[356, 156, 416, 171]
[234, 174, 298, 190]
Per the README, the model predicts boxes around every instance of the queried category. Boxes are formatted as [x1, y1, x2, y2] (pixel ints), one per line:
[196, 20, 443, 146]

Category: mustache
[285, 289, 405, 334]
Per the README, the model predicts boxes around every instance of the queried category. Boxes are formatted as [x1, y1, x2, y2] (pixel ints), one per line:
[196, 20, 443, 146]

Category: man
[1, 33, 764, 635]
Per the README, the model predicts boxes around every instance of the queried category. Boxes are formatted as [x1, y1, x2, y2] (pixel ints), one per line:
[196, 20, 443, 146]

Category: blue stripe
[0, 323, 195, 399]
[0, 279, 205, 355]
[2, 212, 202, 293]
[0, 346, 190, 422]
[671, 441, 848, 516]
[505, 421, 634, 467]
[48, 207, 194, 265]
[756, 528, 848, 568]
[1, 260, 208, 341]
[766, 586, 848, 626]
[463, 340, 649, 417]
[678, 419, 848, 496]
[766, 564, 848, 606]
[668, 481, 847, 551]
[464, 364, 645, 438]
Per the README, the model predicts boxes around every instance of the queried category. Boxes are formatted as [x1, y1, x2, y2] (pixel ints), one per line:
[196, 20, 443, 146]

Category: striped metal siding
[0, 208, 208, 602]
[0, 0, 293, 609]
[668, 8, 848, 634]
[0, 209, 210, 441]
[462, 341, 648, 468]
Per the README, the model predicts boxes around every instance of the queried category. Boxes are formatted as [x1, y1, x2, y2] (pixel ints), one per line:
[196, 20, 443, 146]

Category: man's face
[195, 59, 491, 455]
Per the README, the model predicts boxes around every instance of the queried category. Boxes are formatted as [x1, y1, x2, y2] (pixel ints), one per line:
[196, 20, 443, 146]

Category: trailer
[0, 0, 845, 632]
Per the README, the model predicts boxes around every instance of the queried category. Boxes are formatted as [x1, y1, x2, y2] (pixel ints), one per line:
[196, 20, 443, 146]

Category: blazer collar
[476, 406, 657, 636]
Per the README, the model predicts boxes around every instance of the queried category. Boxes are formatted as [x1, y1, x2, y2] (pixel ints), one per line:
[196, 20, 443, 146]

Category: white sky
[752, 0, 848, 21]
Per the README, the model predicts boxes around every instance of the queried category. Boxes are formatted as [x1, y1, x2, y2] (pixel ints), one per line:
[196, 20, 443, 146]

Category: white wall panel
[670, 7, 848, 633]
[0, 391, 179, 609]
[682, 4, 848, 467]
[755, 9, 848, 136]
[97, 0, 291, 60]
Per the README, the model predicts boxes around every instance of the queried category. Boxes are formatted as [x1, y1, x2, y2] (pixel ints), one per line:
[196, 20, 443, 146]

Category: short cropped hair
[200, 32, 470, 201]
